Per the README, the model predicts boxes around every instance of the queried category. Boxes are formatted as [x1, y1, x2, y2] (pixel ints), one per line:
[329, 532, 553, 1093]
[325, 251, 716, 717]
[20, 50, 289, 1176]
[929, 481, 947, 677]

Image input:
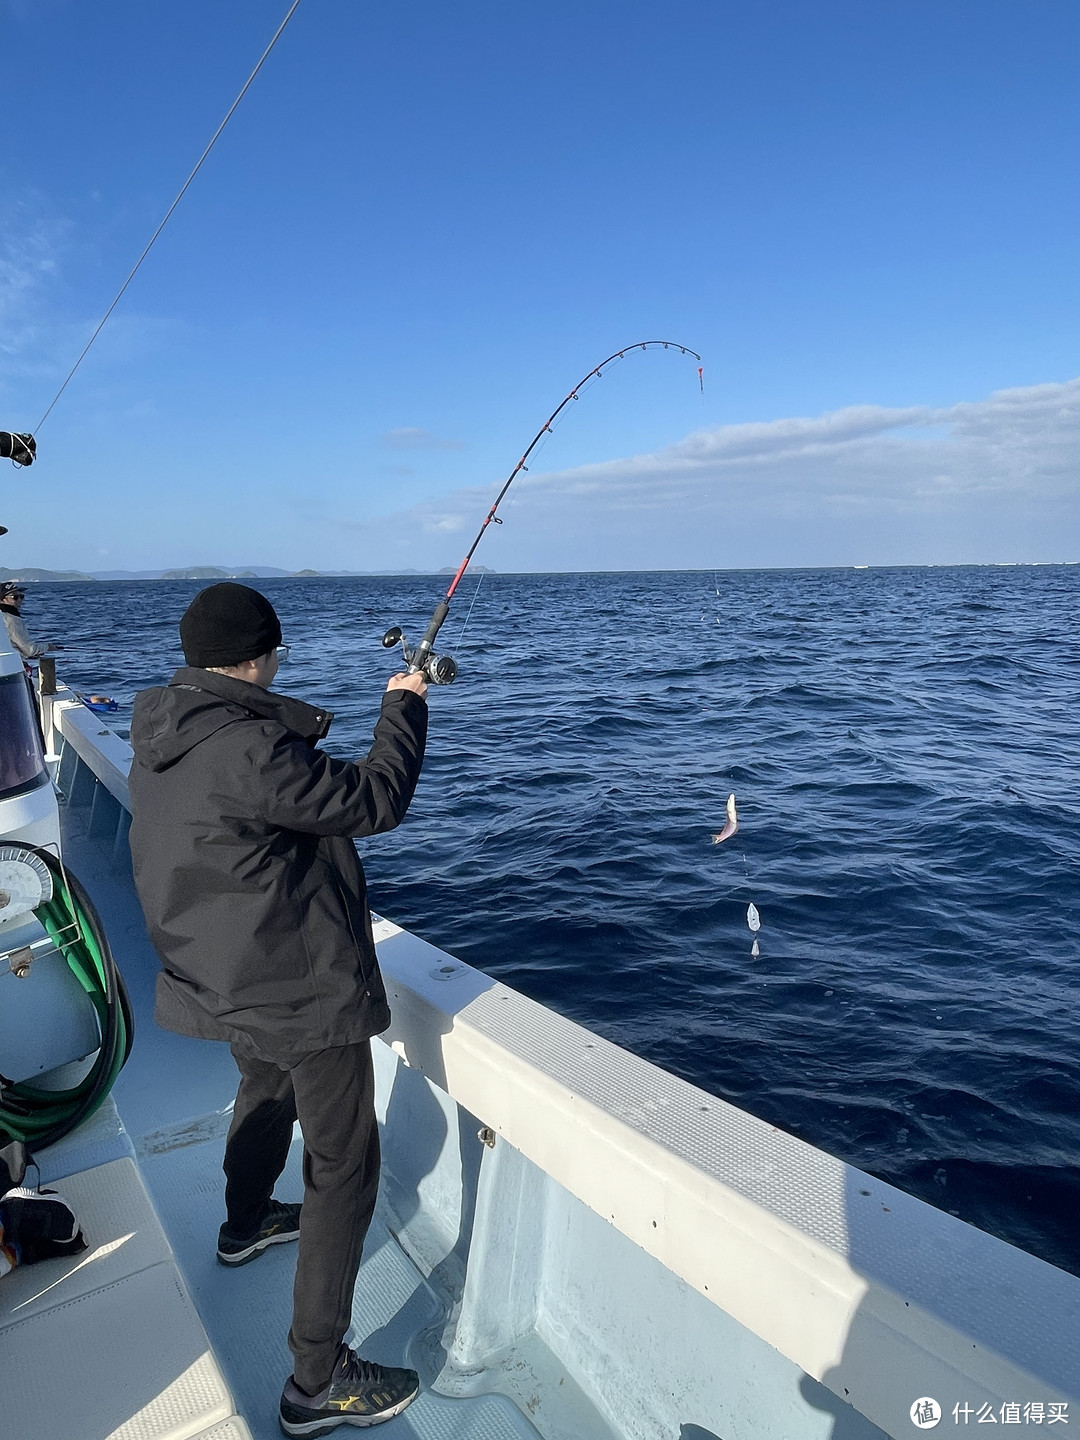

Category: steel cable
[35, 0, 304, 433]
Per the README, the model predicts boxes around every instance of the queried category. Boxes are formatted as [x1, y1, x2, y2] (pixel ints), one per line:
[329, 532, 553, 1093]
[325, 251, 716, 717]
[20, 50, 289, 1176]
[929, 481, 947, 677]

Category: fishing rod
[381, 340, 703, 683]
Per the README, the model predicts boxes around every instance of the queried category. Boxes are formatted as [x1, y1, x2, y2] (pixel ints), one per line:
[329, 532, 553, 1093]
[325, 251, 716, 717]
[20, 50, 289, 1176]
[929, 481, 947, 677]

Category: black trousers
[223, 1040, 381, 1394]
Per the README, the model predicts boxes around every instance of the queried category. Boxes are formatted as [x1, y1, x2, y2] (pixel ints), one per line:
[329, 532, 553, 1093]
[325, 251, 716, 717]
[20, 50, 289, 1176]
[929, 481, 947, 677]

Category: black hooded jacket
[128, 667, 427, 1064]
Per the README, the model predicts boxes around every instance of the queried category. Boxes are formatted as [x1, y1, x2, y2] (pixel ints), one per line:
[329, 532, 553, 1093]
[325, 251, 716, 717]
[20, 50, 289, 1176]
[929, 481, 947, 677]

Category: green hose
[0, 851, 134, 1149]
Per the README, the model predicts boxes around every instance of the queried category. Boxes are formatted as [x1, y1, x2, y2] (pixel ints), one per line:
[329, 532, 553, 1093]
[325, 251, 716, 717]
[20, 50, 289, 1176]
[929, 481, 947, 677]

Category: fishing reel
[381, 625, 458, 685]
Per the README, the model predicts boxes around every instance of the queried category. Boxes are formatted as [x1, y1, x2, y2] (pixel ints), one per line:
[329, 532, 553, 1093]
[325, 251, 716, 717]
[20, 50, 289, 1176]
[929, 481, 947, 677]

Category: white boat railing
[41, 680, 1080, 1438]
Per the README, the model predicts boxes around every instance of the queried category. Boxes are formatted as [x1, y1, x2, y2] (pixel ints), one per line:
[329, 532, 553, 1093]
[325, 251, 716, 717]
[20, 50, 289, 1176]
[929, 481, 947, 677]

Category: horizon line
[3, 559, 1078, 582]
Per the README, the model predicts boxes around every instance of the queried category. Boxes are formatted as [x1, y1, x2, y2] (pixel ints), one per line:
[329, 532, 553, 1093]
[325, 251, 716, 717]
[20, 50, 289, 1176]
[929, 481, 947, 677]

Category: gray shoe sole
[217, 1224, 301, 1267]
[278, 1380, 419, 1435]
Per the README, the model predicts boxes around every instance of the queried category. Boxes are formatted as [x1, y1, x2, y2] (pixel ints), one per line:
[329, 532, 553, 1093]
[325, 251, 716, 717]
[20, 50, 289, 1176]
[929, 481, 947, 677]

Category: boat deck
[4, 687, 1079, 1440]
[43, 797, 552, 1440]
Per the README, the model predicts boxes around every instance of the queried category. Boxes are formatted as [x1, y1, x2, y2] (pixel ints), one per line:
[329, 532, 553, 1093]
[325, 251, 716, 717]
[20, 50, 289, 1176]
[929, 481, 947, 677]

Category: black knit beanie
[180, 582, 282, 668]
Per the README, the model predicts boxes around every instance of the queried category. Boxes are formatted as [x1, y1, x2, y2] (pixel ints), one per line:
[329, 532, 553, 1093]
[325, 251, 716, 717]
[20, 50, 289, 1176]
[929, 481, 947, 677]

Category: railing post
[36, 658, 58, 756]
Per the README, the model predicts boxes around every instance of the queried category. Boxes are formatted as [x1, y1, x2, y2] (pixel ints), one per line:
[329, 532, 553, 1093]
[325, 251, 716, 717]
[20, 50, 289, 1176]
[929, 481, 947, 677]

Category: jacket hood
[131, 667, 333, 772]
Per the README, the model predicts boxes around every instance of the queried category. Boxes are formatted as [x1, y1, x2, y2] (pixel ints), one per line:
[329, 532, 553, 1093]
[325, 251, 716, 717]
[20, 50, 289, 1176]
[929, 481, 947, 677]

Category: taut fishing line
[454, 571, 486, 648]
[380, 340, 703, 684]
[709, 585, 763, 955]
[30, 0, 305, 439]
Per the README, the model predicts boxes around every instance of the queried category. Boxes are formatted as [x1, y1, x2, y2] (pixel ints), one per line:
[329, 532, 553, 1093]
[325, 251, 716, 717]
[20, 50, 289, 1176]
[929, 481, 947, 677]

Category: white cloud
[0, 205, 66, 357]
[529, 379, 1080, 510]
[0, 201, 187, 419]
[340, 377, 1080, 569]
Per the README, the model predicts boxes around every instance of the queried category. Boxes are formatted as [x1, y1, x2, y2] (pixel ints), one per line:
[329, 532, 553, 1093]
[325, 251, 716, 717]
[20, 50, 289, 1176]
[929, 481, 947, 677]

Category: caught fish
[711, 793, 738, 844]
[746, 902, 760, 932]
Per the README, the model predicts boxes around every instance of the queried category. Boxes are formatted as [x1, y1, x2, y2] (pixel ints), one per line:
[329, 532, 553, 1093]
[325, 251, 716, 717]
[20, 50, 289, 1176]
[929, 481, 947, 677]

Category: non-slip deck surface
[140, 1130, 535, 1440]
[61, 804, 542, 1440]
[0, 1157, 241, 1440]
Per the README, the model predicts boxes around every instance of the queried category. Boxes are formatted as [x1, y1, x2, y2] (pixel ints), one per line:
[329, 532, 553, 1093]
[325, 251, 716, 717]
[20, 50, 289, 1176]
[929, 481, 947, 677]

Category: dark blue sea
[28, 566, 1080, 1277]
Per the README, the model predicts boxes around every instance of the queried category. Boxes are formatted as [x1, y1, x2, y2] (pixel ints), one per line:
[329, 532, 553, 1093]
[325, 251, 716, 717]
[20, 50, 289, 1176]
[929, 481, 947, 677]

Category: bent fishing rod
[381, 340, 703, 684]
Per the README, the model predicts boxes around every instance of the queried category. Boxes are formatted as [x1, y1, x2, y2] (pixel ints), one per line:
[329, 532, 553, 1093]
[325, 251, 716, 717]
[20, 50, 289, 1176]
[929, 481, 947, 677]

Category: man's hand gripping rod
[380, 340, 702, 684]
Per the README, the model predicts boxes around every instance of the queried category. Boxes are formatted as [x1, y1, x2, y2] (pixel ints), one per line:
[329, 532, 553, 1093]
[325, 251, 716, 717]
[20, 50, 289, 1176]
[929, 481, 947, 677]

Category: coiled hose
[0, 849, 134, 1149]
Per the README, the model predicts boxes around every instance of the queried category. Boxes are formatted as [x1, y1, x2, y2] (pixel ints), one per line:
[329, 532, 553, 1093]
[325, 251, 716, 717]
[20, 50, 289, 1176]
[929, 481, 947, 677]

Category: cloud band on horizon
[337, 377, 1080, 571]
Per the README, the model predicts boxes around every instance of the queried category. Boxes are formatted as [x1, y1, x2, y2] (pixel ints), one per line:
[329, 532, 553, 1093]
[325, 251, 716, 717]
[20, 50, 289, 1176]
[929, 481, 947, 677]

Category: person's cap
[180, 582, 282, 668]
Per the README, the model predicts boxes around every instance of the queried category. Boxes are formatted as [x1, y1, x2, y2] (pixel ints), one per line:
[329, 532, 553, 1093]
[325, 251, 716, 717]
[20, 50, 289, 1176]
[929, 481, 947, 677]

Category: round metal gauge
[0, 845, 54, 921]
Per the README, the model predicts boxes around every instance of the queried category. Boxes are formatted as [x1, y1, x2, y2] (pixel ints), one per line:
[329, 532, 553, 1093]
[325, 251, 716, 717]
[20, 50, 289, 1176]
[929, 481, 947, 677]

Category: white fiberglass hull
[1, 680, 1077, 1440]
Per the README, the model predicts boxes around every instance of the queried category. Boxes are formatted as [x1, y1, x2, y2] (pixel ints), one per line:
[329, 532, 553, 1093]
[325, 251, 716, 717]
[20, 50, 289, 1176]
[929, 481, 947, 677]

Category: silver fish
[711, 793, 738, 844]
[746, 902, 761, 933]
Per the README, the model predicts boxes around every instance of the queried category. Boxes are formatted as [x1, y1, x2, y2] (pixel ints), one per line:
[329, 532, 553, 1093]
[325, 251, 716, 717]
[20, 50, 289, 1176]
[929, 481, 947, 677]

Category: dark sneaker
[217, 1199, 302, 1266]
[279, 1346, 420, 1435]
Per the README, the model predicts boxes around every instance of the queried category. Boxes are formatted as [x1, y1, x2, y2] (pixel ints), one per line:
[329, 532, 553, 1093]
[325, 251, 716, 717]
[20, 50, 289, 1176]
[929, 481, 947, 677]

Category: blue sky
[3, 0, 1080, 571]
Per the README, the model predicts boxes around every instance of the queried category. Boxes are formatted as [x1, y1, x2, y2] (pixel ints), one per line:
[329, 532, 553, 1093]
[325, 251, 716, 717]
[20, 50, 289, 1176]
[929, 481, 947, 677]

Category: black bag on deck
[0, 1141, 26, 1193]
[0, 1140, 86, 1274]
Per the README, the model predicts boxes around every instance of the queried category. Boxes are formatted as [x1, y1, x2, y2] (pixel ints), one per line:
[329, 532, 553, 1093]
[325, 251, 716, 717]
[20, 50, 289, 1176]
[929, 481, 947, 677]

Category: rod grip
[407, 600, 451, 672]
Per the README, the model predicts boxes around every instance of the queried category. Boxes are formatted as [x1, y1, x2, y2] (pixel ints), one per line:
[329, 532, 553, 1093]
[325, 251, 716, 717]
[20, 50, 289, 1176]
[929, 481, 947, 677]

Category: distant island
[0, 566, 97, 582]
[0, 565, 497, 583]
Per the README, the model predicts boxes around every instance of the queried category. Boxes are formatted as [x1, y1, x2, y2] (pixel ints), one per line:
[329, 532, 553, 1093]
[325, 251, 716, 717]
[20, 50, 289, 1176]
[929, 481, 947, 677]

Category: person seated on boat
[127, 581, 428, 1435]
[0, 582, 58, 664]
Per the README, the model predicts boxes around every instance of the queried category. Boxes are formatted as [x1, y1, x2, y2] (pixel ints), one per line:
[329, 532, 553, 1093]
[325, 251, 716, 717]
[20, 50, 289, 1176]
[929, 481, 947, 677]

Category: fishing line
[718, 803, 761, 956]
[737, 840, 761, 953]
[709, 691, 763, 953]
[455, 570, 486, 646]
[712, 591, 761, 950]
[34, 0, 304, 434]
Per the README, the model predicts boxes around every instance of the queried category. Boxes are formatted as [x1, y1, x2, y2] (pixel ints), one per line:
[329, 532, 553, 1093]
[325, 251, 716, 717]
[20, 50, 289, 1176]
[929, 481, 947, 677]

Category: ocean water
[27, 565, 1080, 1276]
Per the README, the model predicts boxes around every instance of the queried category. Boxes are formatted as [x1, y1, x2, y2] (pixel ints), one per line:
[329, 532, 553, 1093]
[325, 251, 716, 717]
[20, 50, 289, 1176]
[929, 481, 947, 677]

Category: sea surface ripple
[32, 565, 1080, 1276]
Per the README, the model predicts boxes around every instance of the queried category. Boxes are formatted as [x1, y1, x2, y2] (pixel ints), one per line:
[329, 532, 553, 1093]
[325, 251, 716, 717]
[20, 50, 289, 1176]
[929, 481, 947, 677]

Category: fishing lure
[747, 901, 761, 957]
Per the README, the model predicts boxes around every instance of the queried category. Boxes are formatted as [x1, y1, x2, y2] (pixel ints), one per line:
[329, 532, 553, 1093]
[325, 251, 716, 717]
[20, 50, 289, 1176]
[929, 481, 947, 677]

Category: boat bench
[1, 1134, 252, 1440]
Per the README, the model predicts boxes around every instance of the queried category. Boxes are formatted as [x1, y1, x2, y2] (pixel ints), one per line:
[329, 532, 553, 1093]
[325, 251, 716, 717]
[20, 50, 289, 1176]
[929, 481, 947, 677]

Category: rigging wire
[34, 0, 304, 434]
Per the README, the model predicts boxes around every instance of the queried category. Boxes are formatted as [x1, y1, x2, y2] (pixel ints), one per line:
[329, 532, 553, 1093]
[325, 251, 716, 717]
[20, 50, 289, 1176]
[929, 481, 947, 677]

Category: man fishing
[128, 581, 428, 1435]
[0, 583, 57, 663]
